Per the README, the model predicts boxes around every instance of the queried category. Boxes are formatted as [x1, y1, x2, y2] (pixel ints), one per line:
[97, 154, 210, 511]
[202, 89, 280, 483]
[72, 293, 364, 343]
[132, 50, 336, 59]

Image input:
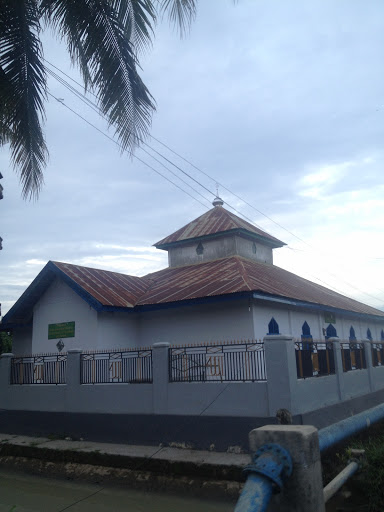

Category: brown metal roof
[53, 257, 384, 316]
[139, 256, 384, 317]
[154, 206, 285, 248]
[5, 257, 384, 326]
[52, 261, 151, 308]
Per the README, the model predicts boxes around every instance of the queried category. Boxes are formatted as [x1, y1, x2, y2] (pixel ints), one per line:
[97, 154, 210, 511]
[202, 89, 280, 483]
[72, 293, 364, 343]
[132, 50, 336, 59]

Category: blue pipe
[234, 473, 273, 512]
[234, 443, 292, 512]
[319, 402, 384, 452]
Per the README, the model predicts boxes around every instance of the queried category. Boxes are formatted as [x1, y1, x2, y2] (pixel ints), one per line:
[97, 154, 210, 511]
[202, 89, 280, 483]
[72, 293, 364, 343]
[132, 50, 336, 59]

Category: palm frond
[111, 1, 156, 54]
[160, 0, 197, 38]
[43, 0, 155, 151]
[0, 0, 47, 199]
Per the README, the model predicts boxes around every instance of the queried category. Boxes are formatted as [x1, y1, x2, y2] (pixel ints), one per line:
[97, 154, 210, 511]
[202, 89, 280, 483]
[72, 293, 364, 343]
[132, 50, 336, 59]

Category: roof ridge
[51, 260, 144, 280]
[233, 257, 253, 291]
[154, 206, 285, 248]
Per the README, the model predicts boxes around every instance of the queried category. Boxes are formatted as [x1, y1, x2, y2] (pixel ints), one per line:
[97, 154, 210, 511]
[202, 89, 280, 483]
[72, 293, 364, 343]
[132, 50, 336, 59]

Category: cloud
[298, 160, 358, 199]
[2, 0, 384, 319]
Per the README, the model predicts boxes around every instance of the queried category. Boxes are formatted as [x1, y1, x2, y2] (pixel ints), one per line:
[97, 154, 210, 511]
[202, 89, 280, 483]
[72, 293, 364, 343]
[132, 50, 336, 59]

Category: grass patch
[322, 423, 384, 512]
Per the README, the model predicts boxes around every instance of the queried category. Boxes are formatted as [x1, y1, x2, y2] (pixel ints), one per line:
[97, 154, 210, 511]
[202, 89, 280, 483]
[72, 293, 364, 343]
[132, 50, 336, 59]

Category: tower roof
[154, 204, 285, 249]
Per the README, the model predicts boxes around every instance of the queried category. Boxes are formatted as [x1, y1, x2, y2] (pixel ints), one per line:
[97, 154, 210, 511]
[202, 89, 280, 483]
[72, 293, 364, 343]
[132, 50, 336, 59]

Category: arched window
[349, 326, 356, 341]
[301, 321, 312, 340]
[268, 317, 279, 335]
[367, 328, 373, 341]
[325, 324, 337, 339]
[381, 330, 384, 342]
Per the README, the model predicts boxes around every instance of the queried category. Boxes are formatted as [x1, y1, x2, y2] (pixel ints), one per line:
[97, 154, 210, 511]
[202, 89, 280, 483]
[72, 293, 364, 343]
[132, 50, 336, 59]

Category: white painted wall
[167, 234, 274, 268]
[32, 278, 98, 353]
[12, 325, 33, 356]
[252, 300, 384, 342]
[97, 312, 138, 350]
[253, 302, 291, 339]
[136, 299, 255, 345]
[290, 309, 323, 339]
[12, 275, 384, 355]
[234, 236, 273, 264]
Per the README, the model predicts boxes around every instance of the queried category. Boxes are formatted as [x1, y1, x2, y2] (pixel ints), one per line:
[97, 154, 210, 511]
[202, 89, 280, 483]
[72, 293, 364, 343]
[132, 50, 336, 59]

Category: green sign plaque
[324, 312, 336, 324]
[48, 321, 75, 340]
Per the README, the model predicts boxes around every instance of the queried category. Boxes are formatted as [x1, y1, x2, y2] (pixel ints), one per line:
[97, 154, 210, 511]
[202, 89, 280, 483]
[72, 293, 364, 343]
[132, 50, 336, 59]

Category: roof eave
[154, 228, 285, 251]
[2, 261, 118, 326]
[252, 292, 384, 321]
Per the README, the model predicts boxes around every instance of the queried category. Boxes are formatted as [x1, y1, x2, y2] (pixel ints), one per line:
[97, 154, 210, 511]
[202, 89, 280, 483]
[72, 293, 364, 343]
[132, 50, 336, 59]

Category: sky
[1, 0, 384, 318]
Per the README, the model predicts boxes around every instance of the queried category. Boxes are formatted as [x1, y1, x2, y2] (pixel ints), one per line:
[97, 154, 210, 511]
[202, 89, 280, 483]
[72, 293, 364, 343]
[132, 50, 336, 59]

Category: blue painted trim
[134, 291, 252, 313]
[349, 326, 357, 342]
[268, 317, 279, 335]
[252, 292, 384, 322]
[302, 320, 311, 337]
[47, 262, 105, 312]
[99, 306, 134, 313]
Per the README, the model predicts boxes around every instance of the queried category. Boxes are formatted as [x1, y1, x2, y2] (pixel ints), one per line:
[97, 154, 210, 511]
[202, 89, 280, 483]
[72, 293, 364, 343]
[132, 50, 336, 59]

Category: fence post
[152, 342, 170, 414]
[329, 337, 345, 401]
[66, 350, 82, 412]
[0, 354, 13, 409]
[363, 339, 374, 392]
[263, 335, 297, 417]
[249, 425, 325, 512]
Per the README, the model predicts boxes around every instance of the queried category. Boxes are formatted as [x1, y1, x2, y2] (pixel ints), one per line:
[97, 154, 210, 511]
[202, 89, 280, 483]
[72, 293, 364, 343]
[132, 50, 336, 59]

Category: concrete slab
[0, 433, 17, 443]
[0, 433, 250, 468]
[3, 435, 50, 446]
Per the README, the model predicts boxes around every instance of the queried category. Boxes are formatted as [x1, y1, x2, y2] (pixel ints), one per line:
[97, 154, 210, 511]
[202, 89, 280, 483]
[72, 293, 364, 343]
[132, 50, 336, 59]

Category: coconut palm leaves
[0, 0, 197, 199]
[0, 0, 47, 198]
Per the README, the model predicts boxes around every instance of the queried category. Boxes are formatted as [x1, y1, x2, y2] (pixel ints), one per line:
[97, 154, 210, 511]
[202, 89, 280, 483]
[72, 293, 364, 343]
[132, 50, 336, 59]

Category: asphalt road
[0, 469, 234, 512]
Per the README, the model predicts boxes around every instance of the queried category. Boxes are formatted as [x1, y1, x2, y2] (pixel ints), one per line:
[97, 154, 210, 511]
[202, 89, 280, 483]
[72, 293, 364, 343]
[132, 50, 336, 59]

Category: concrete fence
[1, 336, 384, 420]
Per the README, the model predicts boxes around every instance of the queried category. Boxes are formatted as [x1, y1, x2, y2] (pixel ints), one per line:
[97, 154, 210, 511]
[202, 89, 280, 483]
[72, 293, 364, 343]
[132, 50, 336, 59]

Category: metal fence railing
[81, 349, 152, 384]
[341, 342, 366, 372]
[169, 340, 266, 382]
[295, 340, 335, 379]
[11, 354, 67, 384]
[371, 343, 384, 367]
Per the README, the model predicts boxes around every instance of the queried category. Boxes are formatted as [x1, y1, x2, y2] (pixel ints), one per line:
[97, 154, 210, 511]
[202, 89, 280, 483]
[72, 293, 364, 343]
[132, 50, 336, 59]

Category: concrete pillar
[152, 342, 170, 414]
[67, 349, 82, 387]
[0, 354, 14, 409]
[66, 349, 82, 412]
[363, 339, 374, 392]
[249, 425, 325, 512]
[263, 335, 297, 417]
[329, 337, 345, 401]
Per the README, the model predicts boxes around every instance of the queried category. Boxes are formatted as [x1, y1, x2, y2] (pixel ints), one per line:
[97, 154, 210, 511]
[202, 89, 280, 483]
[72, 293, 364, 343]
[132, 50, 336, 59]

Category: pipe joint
[243, 443, 293, 492]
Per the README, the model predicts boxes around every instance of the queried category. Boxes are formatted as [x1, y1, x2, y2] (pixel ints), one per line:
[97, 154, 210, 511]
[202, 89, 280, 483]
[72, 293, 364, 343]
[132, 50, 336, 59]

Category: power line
[44, 64, 384, 306]
[46, 66, 212, 207]
[44, 59, 269, 231]
[47, 91, 209, 210]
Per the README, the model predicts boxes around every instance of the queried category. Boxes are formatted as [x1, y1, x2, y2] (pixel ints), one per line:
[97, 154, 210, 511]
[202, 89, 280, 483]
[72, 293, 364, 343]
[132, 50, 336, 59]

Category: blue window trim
[325, 323, 337, 339]
[349, 326, 356, 342]
[267, 317, 279, 335]
[301, 321, 312, 340]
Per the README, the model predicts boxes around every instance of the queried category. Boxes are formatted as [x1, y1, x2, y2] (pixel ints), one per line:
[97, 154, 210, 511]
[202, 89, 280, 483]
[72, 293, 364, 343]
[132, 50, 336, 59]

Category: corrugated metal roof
[154, 206, 285, 248]
[52, 261, 151, 308]
[140, 256, 384, 317]
[55, 257, 384, 317]
[4, 256, 384, 326]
